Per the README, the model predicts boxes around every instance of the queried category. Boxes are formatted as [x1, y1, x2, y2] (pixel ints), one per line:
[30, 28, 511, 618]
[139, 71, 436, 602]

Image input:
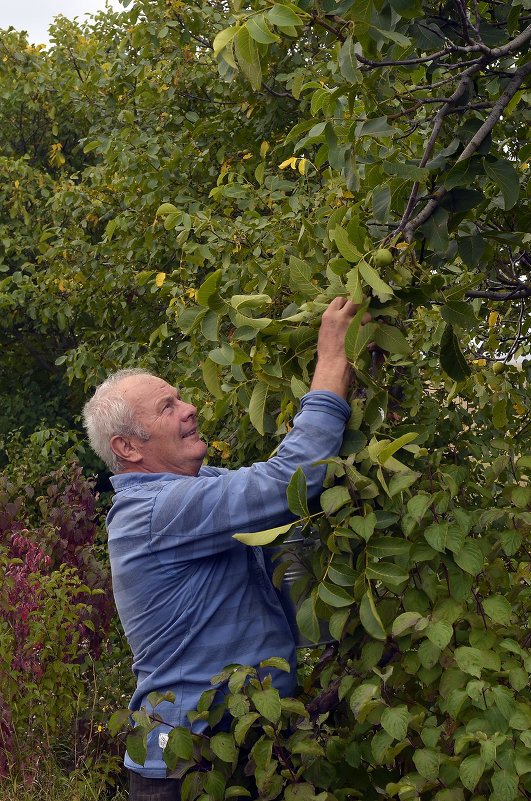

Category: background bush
[0, 0, 529, 796]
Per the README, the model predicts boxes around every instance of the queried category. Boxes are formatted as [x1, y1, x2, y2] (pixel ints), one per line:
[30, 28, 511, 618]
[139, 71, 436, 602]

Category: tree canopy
[0, 0, 530, 798]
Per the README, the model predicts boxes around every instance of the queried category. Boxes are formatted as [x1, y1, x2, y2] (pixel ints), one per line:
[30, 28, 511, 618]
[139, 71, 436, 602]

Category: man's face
[115, 375, 208, 476]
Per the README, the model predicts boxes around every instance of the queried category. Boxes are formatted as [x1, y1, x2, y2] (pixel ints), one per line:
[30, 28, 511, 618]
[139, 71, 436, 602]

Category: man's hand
[310, 298, 371, 399]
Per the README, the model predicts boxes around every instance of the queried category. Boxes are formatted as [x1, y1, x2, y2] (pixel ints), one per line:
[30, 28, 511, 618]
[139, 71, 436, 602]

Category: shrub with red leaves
[0, 463, 114, 777]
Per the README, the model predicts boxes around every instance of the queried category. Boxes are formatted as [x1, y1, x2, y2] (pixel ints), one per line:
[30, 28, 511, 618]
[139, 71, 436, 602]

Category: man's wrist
[310, 358, 353, 399]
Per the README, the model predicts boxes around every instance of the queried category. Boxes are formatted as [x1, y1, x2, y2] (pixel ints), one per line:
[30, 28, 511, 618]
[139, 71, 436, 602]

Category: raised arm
[310, 298, 371, 398]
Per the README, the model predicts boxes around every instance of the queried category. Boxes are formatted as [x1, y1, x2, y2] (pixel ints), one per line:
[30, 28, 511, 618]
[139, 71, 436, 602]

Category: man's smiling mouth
[182, 429, 197, 438]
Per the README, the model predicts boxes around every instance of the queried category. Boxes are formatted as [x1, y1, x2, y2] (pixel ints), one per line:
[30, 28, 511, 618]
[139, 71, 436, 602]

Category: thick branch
[465, 287, 531, 301]
[402, 59, 531, 241]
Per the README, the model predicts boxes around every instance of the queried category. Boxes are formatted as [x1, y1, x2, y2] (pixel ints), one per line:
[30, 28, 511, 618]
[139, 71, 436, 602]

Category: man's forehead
[117, 375, 173, 404]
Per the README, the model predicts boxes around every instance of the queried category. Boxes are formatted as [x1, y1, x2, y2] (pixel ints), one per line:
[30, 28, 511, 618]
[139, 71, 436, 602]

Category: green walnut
[492, 361, 505, 374]
[373, 248, 394, 268]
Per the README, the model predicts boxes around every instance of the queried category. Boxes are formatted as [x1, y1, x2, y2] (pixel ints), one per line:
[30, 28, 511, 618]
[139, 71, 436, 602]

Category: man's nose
[180, 401, 197, 417]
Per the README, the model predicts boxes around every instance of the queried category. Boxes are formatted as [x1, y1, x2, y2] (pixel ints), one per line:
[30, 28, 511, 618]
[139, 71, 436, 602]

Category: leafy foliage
[0, 465, 115, 778]
[0, 0, 530, 796]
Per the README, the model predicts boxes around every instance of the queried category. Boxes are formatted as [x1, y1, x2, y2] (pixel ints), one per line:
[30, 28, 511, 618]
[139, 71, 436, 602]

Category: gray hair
[82, 369, 153, 473]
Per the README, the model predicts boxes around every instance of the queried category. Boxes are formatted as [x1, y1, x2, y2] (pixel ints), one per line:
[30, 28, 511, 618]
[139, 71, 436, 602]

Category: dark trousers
[129, 770, 181, 800]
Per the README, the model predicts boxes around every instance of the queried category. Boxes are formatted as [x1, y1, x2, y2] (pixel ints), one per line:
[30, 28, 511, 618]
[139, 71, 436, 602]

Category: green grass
[0, 761, 129, 800]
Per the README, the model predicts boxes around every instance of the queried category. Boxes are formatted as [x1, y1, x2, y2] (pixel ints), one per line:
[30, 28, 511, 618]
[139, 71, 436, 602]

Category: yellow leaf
[472, 359, 487, 366]
[342, 191, 354, 198]
[395, 242, 409, 250]
[279, 157, 297, 169]
[14, 180, 19, 189]
[155, 272, 166, 287]
[260, 141, 269, 159]
[242, 153, 252, 160]
[488, 311, 500, 328]
[513, 400, 526, 415]
[298, 158, 307, 175]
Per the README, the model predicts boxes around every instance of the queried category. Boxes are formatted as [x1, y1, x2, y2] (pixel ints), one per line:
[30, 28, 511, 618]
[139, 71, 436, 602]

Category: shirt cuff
[299, 390, 351, 422]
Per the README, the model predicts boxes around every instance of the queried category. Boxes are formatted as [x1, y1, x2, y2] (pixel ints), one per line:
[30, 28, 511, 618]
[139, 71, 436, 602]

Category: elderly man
[83, 297, 369, 800]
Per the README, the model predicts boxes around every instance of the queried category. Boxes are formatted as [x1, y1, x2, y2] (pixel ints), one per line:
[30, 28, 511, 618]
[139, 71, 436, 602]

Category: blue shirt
[107, 390, 350, 777]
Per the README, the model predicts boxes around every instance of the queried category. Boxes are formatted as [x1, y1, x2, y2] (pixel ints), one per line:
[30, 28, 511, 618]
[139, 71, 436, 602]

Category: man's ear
[110, 435, 143, 464]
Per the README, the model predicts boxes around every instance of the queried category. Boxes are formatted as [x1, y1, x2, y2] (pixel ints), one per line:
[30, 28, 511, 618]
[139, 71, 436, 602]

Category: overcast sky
[1, 0, 127, 46]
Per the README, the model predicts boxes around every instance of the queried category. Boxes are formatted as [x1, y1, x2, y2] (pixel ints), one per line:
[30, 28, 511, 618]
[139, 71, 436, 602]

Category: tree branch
[465, 287, 531, 301]
[402, 59, 531, 241]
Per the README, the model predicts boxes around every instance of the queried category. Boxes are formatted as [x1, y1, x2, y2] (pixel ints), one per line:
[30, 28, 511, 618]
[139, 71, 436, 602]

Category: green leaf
[483, 595, 512, 625]
[230, 293, 272, 310]
[459, 754, 484, 791]
[358, 260, 394, 299]
[359, 117, 395, 137]
[365, 561, 409, 586]
[165, 726, 194, 763]
[320, 485, 351, 515]
[210, 732, 238, 763]
[225, 787, 252, 798]
[249, 380, 268, 435]
[441, 301, 477, 328]
[413, 748, 440, 780]
[328, 561, 358, 586]
[318, 580, 355, 607]
[491, 770, 519, 801]
[108, 708, 131, 737]
[407, 493, 432, 522]
[252, 688, 281, 723]
[440, 323, 471, 382]
[424, 522, 448, 552]
[454, 539, 483, 576]
[383, 160, 429, 181]
[289, 256, 320, 298]
[259, 656, 290, 673]
[197, 269, 222, 307]
[291, 740, 325, 756]
[380, 705, 409, 741]
[338, 37, 362, 83]
[388, 471, 421, 496]
[233, 522, 293, 546]
[333, 226, 361, 262]
[213, 26, 238, 57]
[446, 525, 465, 554]
[454, 646, 483, 678]
[266, 4, 304, 27]
[359, 588, 387, 640]
[296, 595, 320, 643]
[126, 727, 148, 767]
[202, 358, 223, 399]
[500, 529, 522, 556]
[392, 612, 424, 636]
[377, 432, 418, 465]
[349, 512, 376, 542]
[234, 712, 260, 745]
[328, 607, 350, 640]
[234, 27, 262, 89]
[371, 729, 394, 763]
[372, 185, 391, 223]
[287, 465, 309, 517]
[205, 769, 226, 801]
[484, 158, 520, 210]
[426, 620, 453, 649]
[422, 206, 449, 251]
[367, 537, 411, 559]
[344, 302, 371, 361]
[373, 323, 410, 355]
[350, 682, 380, 716]
[246, 15, 280, 44]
